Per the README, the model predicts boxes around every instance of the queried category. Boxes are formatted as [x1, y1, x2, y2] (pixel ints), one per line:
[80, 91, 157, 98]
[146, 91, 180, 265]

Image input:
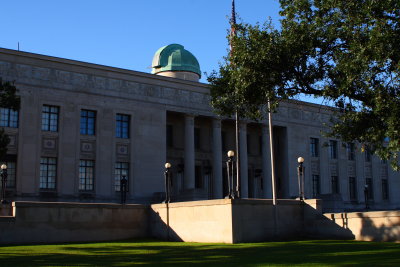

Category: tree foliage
[0, 78, 20, 160]
[208, 0, 400, 169]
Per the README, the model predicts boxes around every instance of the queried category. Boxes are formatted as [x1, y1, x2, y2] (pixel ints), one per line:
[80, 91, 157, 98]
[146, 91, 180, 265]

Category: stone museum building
[0, 45, 399, 211]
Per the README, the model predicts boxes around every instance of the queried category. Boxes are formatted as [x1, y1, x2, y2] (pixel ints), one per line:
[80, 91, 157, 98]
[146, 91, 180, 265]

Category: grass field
[0, 239, 399, 266]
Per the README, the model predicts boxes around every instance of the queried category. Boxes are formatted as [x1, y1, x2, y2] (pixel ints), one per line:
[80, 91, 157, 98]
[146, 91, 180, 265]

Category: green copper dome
[151, 44, 201, 77]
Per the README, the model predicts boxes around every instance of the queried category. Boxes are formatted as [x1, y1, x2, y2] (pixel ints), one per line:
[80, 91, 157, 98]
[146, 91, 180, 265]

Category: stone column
[212, 118, 223, 198]
[319, 138, 330, 194]
[355, 144, 364, 203]
[184, 114, 195, 189]
[388, 160, 400, 206]
[261, 124, 272, 198]
[239, 122, 248, 198]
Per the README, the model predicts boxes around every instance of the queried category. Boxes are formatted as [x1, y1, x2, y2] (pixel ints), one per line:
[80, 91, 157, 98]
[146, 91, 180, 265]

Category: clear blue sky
[1, 0, 282, 83]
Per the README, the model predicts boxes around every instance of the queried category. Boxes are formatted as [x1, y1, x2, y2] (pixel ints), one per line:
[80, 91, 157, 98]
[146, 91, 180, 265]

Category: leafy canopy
[208, 0, 400, 169]
[0, 78, 20, 160]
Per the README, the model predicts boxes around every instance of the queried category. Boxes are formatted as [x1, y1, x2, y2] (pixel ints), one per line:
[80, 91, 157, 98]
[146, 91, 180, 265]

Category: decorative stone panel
[364, 166, 372, 178]
[311, 160, 319, 174]
[116, 143, 130, 161]
[80, 140, 96, 160]
[42, 138, 57, 150]
[330, 163, 338, 176]
[116, 144, 129, 155]
[348, 163, 356, 177]
[6, 134, 18, 153]
[81, 141, 95, 153]
[380, 165, 388, 179]
[42, 137, 58, 156]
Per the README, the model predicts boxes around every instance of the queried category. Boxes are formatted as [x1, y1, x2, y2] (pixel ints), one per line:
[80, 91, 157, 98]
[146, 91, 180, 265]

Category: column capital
[184, 113, 197, 118]
[212, 117, 222, 128]
[239, 121, 248, 130]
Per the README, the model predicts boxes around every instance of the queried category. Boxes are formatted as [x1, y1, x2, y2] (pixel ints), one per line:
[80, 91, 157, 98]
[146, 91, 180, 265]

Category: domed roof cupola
[151, 44, 201, 82]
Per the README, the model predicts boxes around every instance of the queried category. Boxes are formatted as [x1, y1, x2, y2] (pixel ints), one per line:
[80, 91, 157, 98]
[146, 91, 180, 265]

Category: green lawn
[0, 239, 399, 266]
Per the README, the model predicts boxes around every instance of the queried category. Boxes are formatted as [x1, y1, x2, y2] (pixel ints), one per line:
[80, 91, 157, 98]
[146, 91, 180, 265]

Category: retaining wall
[0, 201, 149, 244]
[323, 211, 400, 242]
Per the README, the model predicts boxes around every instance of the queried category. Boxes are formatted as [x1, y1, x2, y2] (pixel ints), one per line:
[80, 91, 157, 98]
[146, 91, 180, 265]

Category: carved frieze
[190, 92, 203, 104]
[95, 76, 106, 89]
[16, 64, 32, 78]
[179, 90, 190, 102]
[32, 67, 51, 81]
[109, 79, 122, 90]
[72, 73, 87, 87]
[163, 87, 176, 99]
[0, 61, 11, 75]
[56, 70, 71, 84]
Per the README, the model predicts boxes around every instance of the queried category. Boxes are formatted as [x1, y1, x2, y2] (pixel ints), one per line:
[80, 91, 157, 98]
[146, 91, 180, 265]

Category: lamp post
[120, 175, 128, 204]
[297, 157, 305, 201]
[1, 164, 8, 204]
[164, 163, 172, 203]
[364, 184, 369, 210]
[226, 150, 235, 199]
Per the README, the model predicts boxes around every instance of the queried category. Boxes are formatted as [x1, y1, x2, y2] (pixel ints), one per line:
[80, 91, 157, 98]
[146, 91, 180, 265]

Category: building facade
[0, 46, 399, 211]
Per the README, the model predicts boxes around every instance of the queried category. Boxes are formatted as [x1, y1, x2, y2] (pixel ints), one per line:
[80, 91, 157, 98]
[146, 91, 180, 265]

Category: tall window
[80, 110, 96, 135]
[310, 138, 319, 157]
[347, 143, 355, 161]
[114, 162, 129, 192]
[366, 178, 374, 200]
[221, 131, 227, 152]
[312, 174, 320, 197]
[116, 114, 130, 138]
[349, 177, 357, 200]
[364, 146, 371, 162]
[194, 128, 200, 150]
[382, 179, 389, 200]
[0, 108, 18, 128]
[79, 160, 94, 191]
[331, 176, 339, 194]
[247, 134, 251, 154]
[329, 140, 337, 159]
[166, 125, 173, 147]
[2, 160, 16, 188]
[40, 157, 57, 189]
[42, 105, 59, 132]
[195, 166, 202, 188]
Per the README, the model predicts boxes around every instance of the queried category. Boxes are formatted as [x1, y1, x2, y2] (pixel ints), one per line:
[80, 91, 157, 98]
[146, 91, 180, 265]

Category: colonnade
[180, 114, 273, 199]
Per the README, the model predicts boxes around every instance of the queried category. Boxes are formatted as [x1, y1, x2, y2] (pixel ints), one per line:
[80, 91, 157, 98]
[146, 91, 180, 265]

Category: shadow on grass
[0, 240, 400, 266]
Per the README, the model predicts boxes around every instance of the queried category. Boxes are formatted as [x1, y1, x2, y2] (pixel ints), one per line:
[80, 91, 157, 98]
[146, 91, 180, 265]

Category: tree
[0, 78, 20, 160]
[208, 0, 400, 169]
